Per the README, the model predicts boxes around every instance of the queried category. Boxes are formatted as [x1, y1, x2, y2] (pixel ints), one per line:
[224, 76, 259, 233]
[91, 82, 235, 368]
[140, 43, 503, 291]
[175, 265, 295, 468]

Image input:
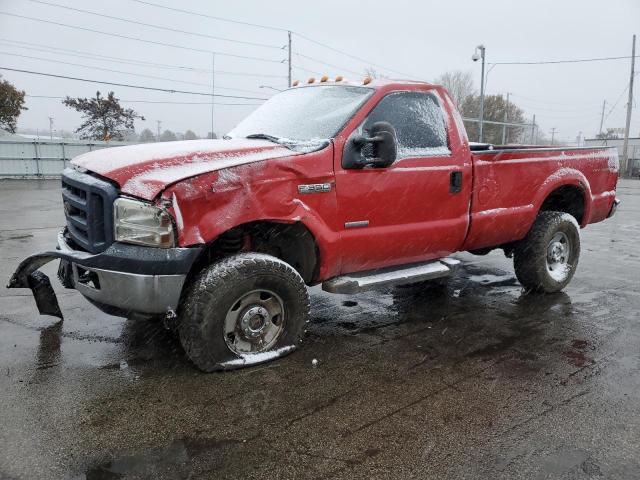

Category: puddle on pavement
[80, 437, 243, 479]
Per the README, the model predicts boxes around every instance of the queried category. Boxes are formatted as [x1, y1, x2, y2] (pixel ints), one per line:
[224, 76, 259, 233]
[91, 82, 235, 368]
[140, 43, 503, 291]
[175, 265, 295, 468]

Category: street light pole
[501, 92, 510, 144]
[211, 52, 215, 139]
[622, 34, 636, 177]
[472, 45, 486, 143]
[287, 31, 292, 88]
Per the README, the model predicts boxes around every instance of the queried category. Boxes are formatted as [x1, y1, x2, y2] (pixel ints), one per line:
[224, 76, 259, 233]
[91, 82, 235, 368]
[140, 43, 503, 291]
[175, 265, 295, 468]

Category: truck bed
[462, 145, 619, 251]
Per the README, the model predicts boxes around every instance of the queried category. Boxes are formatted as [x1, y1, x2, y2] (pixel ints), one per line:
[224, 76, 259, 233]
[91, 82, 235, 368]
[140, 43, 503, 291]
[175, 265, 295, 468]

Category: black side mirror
[343, 121, 397, 169]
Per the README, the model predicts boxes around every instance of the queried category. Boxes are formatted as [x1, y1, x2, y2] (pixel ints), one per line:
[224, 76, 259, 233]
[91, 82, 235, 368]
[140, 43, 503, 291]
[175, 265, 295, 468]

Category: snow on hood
[71, 138, 301, 200]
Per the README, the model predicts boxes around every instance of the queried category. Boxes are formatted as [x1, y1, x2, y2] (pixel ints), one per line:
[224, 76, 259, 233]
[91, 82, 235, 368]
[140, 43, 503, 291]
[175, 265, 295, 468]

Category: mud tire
[178, 253, 310, 372]
[514, 211, 581, 293]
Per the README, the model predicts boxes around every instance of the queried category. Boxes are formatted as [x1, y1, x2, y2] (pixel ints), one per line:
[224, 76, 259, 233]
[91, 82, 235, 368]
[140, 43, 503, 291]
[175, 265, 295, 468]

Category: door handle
[450, 171, 463, 193]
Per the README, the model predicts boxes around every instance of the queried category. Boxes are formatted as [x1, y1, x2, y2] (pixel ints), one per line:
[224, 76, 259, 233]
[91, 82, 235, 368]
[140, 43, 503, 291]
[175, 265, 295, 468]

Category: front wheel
[178, 253, 310, 372]
[513, 211, 581, 293]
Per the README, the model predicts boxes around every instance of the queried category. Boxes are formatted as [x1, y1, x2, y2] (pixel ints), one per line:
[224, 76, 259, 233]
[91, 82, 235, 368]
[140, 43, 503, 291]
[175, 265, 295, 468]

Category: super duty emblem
[298, 183, 332, 194]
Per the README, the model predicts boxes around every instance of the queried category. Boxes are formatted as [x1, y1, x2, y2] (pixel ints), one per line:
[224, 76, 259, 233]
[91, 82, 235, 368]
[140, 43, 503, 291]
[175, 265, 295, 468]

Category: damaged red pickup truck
[9, 78, 620, 371]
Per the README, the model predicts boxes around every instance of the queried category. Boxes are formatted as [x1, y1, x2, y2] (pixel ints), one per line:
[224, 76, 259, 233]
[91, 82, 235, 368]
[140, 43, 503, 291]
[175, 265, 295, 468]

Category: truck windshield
[227, 85, 373, 145]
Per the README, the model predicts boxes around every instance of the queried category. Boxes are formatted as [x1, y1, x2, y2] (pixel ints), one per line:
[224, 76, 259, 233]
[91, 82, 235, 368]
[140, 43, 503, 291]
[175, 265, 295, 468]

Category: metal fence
[0, 139, 132, 178]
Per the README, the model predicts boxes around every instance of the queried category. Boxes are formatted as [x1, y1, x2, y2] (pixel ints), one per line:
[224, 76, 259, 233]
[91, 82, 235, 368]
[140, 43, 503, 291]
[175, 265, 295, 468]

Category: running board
[322, 258, 460, 294]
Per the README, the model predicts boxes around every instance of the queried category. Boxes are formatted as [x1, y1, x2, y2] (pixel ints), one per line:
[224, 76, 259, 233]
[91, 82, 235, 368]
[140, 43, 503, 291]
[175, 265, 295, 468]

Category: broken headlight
[113, 197, 175, 248]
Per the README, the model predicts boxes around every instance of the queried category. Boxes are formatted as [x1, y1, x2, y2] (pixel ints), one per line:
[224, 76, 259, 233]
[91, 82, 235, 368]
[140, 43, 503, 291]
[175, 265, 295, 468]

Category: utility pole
[621, 34, 636, 177]
[501, 92, 511, 144]
[530, 114, 536, 144]
[211, 52, 215, 139]
[598, 99, 606, 137]
[156, 120, 161, 141]
[550, 127, 557, 146]
[287, 31, 292, 88]
[48, 116, 54, 140]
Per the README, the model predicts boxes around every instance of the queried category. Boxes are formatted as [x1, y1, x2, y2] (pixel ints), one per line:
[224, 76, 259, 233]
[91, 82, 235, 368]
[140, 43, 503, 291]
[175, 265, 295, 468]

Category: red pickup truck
[9, 78, 620, 371]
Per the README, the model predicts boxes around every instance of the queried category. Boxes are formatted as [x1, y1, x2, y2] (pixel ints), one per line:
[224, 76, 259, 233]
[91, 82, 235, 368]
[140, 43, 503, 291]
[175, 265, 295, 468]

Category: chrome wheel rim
[546, 231, 571, 281]
[224, 289, 285, 355]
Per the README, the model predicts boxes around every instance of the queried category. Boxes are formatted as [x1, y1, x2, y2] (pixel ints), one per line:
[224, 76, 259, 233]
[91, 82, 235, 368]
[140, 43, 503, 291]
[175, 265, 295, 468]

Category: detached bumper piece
[7, 230, 203, 319]
[8, 258, 64, 319]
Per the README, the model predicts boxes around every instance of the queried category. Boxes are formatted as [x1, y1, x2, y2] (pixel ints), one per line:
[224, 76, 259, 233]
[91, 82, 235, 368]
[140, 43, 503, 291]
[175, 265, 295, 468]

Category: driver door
[334, 90, 471, 274]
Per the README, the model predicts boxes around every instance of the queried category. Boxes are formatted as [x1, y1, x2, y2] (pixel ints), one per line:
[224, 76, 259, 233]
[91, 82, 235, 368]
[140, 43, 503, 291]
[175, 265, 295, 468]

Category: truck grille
[61, 168, 118, 253]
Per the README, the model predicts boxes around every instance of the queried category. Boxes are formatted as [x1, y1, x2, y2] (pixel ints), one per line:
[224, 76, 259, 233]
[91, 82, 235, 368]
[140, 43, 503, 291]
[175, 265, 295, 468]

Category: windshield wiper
[245, 133, 282, 143]
[243, 133, 328, 153]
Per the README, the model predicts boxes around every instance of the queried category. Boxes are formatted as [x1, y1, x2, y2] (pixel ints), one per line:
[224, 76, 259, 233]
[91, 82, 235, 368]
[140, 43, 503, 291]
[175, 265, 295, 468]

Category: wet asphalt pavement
[1, 179, 639, 479]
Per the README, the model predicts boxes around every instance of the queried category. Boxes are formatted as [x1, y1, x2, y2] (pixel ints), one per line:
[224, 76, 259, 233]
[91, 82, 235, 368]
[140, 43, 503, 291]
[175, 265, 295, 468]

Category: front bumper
[7, 231, 203, 319]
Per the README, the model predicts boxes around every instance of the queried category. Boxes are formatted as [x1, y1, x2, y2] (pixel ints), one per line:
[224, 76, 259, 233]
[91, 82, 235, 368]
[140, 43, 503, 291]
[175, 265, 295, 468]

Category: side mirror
[344, 121, 397, 169]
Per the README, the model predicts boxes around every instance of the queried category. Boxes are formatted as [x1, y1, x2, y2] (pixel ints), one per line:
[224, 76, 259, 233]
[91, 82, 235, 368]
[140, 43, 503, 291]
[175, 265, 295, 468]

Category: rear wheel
[178, 253, 310, 372]
[513, 211, 580, 292]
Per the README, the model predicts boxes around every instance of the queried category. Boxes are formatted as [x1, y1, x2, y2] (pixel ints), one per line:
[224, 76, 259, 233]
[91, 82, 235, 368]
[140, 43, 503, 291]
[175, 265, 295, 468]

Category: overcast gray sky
[0, 0, 638, 142]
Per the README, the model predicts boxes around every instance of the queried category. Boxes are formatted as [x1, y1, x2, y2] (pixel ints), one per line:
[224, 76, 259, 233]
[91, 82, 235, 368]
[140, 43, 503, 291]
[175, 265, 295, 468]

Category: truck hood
[72, 139, 300, 200]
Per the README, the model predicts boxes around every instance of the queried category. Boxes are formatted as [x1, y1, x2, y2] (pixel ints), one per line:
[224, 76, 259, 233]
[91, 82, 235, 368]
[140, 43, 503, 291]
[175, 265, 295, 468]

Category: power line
[508, 100, 602, 114]
[0, 66, 269, 100]
[292, 32, 422, 79]
[510, 93, 601, 108]
[0, 51, 265, 94]
[0, 11, 283, 63]
[128, 0, 422, 79]
[26, 95, 261, 106]
[603, 83, 630, 122]
[130, 0, 287, 32]
[25, 0, 282, 50]
[490, 55, 639, 65]
[0, 39, 287, 78]
[293, 64, 322, 76]
[293, 52, 363, 77]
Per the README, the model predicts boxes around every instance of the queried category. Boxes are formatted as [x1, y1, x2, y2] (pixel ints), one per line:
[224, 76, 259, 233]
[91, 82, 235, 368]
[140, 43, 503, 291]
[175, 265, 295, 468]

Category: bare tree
[159, 129, 177, 142]
[184, 130, 198, 140]
[364, 67, 390, 80]
[433, 70, 475, 109]
[364, 67, 380, 79]
[139, 128, 155, 142]
[461, 94, 526, 144]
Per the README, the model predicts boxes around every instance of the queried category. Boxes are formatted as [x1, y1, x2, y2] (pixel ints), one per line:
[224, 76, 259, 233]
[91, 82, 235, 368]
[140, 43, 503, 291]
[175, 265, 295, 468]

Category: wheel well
[540, 185, 585, 224]
[197, 221, 319, 284]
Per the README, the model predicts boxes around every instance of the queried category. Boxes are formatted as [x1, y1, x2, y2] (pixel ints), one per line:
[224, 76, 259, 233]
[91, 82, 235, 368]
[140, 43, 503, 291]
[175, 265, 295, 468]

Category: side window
[362, 91, 450, 158]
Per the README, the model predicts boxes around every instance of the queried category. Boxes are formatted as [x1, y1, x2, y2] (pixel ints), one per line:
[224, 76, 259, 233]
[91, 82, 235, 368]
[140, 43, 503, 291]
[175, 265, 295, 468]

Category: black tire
[178, 253, 310, 372]
[513, 211, 581, 293]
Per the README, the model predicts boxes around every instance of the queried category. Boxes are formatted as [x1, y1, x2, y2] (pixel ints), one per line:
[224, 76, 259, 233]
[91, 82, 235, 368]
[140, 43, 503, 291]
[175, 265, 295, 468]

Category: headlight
[113, 197, 175, 248]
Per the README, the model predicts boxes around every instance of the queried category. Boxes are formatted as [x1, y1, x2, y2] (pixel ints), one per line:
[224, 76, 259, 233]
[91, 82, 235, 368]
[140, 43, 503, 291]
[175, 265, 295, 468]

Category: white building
[584, 137, 640, 177]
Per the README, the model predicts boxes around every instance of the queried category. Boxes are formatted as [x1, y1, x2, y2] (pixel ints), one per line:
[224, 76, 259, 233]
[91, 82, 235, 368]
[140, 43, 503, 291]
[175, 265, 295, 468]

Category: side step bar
[322, 258, 460, 294]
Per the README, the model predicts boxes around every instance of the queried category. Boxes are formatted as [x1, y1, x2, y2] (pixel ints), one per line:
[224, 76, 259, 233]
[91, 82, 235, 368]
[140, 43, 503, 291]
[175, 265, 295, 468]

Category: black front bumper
[7, 230, 203, 319]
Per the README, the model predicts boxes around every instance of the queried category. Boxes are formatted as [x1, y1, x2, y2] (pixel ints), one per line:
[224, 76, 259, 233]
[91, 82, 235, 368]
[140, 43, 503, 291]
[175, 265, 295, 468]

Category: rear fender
[533, 168, 592, 228]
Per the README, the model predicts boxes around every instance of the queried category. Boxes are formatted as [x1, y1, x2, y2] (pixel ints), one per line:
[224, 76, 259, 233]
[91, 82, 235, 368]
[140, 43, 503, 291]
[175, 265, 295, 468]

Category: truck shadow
[307, 263, 577, 372]
[87, 263, 578, 375]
